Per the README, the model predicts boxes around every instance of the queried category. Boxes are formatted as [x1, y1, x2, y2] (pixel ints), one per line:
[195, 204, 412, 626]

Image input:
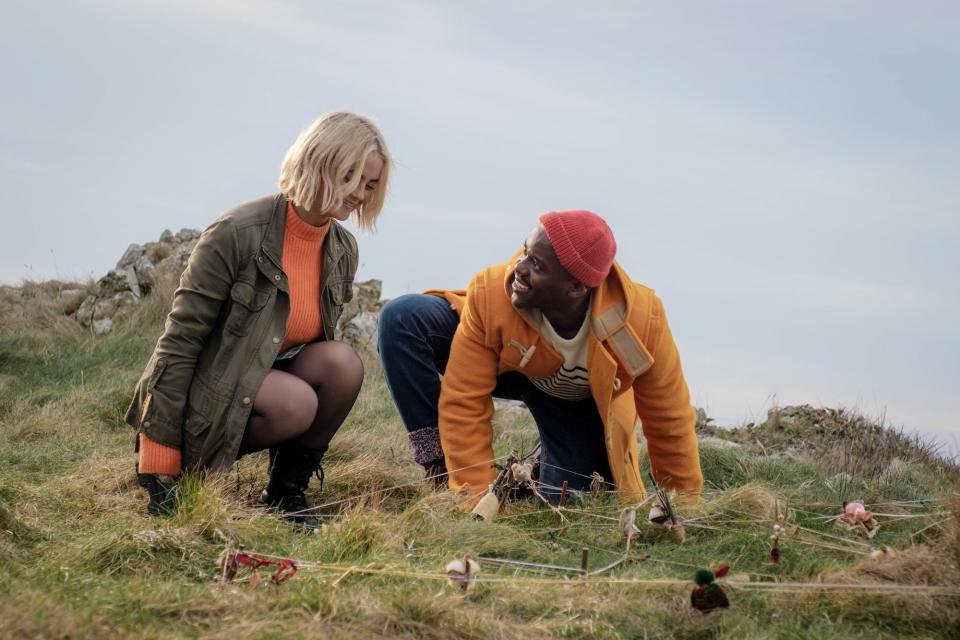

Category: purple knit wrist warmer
[408, 427, 444, 465]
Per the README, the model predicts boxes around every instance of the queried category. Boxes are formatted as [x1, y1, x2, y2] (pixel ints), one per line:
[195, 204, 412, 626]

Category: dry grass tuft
[0, 278, 93, 338]
[810, 542, 960, 631]
[824, 543, 957, 587]
[692, 482, 780, 522]
[88, 525, 211, 577]
[953, 494, 960, 573]
[40, 455, 145, 519]
[323, 453, 424, 514]
[0, 591, 126, 639]
[316, 508, 407, 562]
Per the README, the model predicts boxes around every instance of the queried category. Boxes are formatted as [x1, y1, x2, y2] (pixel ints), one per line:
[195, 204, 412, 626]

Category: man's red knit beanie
[539, 210, 617, 287]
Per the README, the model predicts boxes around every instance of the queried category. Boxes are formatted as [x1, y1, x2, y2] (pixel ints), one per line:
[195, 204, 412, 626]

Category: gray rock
[159, 229, 175, 243]
[92, 297, 117, 321]
[175, 228, 200, 243]
[109, 291, 141, 322]
[159, 240, 198, 277]
[339, 310, 379, 358]
[337, 279, 383, 329]
[97, 266, 141, 299]
[133, 255, 157, 294]
[116, 244, 146, 270]
[698, 435, 743, 449]
[92, 317, 114, 335]
[75, 295, 96, 326]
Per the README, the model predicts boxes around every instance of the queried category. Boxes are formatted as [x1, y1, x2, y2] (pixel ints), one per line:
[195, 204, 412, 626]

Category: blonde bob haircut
[278, 111, 391, 232]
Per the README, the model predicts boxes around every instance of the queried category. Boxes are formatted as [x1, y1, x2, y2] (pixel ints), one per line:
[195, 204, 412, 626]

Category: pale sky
[2, 1, 957, 453]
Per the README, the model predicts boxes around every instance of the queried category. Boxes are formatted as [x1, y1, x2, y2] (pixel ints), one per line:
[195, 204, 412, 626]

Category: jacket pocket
[328, 277, 354, 306]
[225, 281, 271, 336]
[182, 406, 219, 470]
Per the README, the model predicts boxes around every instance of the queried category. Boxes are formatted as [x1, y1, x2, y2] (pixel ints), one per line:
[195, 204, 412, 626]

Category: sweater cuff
[138, 433, 182, 476]
[408, 426, 444, 466]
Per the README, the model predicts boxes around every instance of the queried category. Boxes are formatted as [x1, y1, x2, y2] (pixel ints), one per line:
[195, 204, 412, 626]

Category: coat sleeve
[632, 295, 703, 502]
[438, 274, 500, 497]
[132, 217, 239, 449]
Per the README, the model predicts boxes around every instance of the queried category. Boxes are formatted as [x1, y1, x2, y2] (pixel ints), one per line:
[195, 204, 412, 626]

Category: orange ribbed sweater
[279, 201, 330, 351]
[138, 203, 330, 475]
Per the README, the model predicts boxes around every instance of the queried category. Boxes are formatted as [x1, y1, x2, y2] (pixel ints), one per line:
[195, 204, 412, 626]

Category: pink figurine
[839, 500, 879, 538]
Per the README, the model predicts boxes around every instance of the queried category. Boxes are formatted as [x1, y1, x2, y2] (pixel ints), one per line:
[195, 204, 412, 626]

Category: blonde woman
[126, 112, 391, 531]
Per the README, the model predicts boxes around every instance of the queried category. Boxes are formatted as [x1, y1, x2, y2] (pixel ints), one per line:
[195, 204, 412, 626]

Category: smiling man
[378, 210, 702, 506]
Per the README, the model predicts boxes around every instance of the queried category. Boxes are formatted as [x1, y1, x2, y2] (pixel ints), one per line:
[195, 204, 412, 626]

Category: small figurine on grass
[838, 499, 879, 538]
[690, 565, 730, 613]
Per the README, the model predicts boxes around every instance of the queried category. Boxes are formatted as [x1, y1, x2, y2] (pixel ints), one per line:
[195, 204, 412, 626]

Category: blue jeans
[378, 294, 612, 498]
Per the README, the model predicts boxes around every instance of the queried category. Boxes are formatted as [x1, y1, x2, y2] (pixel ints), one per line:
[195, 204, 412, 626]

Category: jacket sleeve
[136, 217, 239, 449]
[438, 275, 500, 497]
[633, 295, 703, 502]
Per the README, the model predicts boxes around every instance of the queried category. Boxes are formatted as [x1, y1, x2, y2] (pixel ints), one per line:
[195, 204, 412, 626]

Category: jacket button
[143, 420, 151, 428]
[241, 397, 251, 405]
[272, 337, 280, 344]
[274, 274, 281, 281]
[257, 256, 264, 263]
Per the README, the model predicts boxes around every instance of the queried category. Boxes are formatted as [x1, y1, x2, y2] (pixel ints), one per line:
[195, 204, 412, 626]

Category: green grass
[1, 282, 958, 639]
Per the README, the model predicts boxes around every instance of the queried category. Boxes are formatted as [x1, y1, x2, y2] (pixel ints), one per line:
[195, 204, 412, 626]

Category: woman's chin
[327, 207, 353, 221]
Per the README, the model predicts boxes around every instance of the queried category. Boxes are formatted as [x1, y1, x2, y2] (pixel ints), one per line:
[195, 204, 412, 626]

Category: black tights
[240, 341, 364, 454]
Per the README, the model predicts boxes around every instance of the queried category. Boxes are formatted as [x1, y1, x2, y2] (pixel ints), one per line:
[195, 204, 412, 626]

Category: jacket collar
[259, 194, 287, 270]
[501, 249, 632, 332]
[259, 194, 347, 271]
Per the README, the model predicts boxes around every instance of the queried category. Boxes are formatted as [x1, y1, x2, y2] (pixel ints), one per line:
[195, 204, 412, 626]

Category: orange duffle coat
[428, 256, 703, 504]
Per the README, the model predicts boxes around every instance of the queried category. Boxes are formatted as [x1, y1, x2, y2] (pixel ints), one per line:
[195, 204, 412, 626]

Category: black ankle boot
[260, 445, 325, 532]
[138, 472, 178, 516]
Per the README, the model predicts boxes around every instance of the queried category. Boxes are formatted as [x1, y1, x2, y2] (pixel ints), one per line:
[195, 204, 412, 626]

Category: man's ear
[568, 280, 590, 300]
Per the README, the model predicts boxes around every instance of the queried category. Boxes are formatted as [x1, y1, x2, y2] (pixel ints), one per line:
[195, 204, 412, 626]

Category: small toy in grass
[445, 556, 480, 592]
[647, 479, 686, 543]
[589, 471, 606, 496]
[770, 519, 785, 564]
[217, 548, 298, 586]
[619, 507, 640, 541]
[838, 500, 879, 538]
[768, 504, 795, 565]
[470, 444, 541, 521]
[510, 461, 534, 483]
[217, 546, 238, 583]
[690, 565, 730, 613]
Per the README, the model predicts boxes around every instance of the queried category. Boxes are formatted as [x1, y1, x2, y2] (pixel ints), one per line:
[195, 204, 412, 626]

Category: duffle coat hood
[125, 194, 357, 471]
[429, 254, 703, 504]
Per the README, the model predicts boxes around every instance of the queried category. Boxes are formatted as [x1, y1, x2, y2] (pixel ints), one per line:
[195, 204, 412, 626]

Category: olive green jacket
[124, 194, 358, 470]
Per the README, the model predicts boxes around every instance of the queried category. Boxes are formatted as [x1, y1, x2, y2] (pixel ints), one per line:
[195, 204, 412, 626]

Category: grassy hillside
[1, 278, 958, 639]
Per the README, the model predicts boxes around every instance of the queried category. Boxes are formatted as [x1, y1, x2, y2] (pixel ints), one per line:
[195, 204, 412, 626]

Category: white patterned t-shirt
[530, 306, 592, 400]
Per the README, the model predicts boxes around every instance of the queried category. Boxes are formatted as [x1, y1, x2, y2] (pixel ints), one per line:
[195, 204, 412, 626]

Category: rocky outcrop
[74, 229, 200, 334]
[334, 279, 384, 359]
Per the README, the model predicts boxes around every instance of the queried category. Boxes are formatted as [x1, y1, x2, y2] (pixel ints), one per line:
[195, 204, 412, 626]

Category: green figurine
[690, 566, 730, 613]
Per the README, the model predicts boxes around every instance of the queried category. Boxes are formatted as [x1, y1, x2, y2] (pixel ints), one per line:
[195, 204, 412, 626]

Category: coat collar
[259, 194, 347, 273]
[259, 194, 287, 270]
[501, 248, 632, 332]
